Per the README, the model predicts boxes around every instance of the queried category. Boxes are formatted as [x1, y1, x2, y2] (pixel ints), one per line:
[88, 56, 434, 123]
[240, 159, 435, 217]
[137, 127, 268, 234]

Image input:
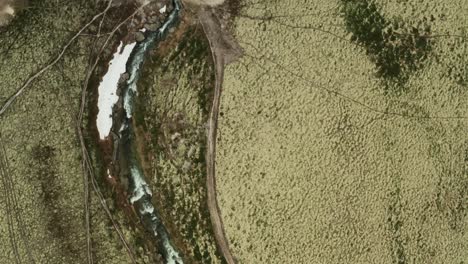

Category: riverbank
[133, 10, 225, 263]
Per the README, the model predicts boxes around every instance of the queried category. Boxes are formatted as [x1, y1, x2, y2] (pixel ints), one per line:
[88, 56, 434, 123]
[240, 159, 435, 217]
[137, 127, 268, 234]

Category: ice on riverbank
[96, 41, 136, 139]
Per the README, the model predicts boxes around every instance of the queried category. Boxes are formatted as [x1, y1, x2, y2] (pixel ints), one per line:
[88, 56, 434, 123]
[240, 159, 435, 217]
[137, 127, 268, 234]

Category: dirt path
[199, 7, 242, 264]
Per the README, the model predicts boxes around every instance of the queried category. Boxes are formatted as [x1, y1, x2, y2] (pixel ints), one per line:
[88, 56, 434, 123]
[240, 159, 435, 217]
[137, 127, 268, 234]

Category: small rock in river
[144, 23, 160, 31]
[135, 32, 145, 42]
[119, 73, 130, 83]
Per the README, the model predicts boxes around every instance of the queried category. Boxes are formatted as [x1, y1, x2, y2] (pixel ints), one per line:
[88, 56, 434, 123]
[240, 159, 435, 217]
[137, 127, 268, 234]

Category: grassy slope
[134, 20, 225, 263]
[217, 0, 467, 263]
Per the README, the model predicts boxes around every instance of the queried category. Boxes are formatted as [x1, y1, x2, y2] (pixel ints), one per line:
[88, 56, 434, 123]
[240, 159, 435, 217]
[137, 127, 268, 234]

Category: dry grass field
[216, 0, 468, 263]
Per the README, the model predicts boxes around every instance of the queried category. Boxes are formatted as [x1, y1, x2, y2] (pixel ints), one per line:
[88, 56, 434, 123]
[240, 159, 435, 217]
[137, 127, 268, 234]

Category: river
[116, 0, 183, 263]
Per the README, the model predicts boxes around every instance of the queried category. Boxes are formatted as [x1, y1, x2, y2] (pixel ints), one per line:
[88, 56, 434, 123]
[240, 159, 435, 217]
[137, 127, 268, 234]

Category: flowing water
[117, 1, 183, 263]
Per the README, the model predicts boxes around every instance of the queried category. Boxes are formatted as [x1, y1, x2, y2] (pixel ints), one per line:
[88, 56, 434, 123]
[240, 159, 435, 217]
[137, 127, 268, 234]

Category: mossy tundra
[0, 0, 466, 263]
[217, 0, 467, 263]
[0, 1, 130, 263]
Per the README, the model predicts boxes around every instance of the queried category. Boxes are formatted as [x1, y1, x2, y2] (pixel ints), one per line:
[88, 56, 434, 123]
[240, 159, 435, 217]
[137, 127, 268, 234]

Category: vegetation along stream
[106, 0, 183, 263]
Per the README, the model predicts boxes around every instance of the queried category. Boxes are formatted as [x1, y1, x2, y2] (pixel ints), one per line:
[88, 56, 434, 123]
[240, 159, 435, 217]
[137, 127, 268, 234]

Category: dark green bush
[341, 0, 432, 85]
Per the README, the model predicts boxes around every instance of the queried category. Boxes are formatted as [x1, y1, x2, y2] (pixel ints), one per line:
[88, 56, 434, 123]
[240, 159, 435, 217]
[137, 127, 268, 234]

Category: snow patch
[96, 42, 136, 139]
[159, 5, 167, 13]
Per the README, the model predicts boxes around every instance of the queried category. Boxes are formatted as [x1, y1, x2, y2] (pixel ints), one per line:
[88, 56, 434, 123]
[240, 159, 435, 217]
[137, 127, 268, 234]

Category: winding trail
[199, 7, 243, 264]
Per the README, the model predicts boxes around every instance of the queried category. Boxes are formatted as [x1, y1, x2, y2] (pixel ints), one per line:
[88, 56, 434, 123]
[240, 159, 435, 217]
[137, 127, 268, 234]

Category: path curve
[199, 7, 242, 264]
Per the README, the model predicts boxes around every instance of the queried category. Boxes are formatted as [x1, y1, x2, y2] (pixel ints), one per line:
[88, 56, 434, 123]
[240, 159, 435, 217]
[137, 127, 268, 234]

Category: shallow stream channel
[95, 0, 183, 263]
